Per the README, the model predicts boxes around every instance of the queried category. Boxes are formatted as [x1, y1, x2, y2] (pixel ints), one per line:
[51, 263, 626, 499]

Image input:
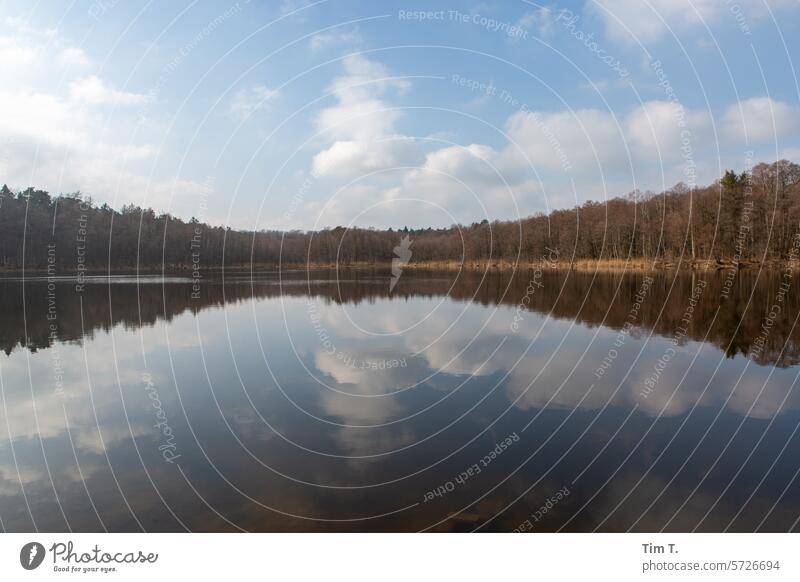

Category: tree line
[1, 160, 799, 271]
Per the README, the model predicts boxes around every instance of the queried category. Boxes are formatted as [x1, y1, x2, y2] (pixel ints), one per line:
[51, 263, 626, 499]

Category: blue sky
[1, 0, 799, 230]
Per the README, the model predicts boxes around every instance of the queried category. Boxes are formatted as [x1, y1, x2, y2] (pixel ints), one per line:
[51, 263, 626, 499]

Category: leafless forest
[1, 160, 798, 271]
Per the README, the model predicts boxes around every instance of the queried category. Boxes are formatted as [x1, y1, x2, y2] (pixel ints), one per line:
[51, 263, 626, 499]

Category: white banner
[0, 533, 797, 581]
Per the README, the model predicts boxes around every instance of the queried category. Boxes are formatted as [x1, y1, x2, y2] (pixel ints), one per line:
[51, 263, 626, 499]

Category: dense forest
[1, 159, 799, 271]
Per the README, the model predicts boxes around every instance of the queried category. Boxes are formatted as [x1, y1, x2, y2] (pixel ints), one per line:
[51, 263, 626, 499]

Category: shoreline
[0, 257, 790, 275]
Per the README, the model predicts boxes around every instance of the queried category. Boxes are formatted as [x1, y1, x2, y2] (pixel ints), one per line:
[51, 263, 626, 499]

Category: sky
[1, 0, 799, 231]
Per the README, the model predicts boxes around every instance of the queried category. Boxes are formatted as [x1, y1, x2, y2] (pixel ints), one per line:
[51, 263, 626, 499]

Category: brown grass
[3, 257, 794, 275]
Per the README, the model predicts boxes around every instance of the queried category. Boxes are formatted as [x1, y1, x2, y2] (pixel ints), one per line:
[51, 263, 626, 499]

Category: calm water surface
[1, 268, 800, 532]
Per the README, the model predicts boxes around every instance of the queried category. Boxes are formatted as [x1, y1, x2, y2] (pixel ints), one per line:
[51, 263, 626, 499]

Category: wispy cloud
[309, 28, 362, 52]
[69, 75, 149, 106]
[229, 85, 279, 121]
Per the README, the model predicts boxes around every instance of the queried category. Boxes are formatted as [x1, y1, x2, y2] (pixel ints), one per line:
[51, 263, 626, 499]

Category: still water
[1, 268, 799, 532]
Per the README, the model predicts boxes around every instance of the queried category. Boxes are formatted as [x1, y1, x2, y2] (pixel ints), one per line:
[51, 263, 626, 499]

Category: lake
[1, 267, 799, 532]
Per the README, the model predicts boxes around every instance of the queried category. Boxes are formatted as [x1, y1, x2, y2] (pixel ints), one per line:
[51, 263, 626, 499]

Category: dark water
[1, 268, 800, 532]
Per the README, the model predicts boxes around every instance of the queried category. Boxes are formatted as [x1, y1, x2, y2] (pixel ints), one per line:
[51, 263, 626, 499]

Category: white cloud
[57, 46, 91, 67]
[397, 144, 522, 218]
[317, 96, 403, 143]
[0, 35, 39, 68]
[506, 107, 626, 170]
[625, 100, 711, 160]
[589, 0, 799, 44]
[0, 18, 88, 72]
[722, 96, 800, 143]
[309, 28, 361, 52]
[518, 6, 556, 36]
[0, 90, 89, 150]
[308, 142, 536, 229]
[312, 136, 421, 177]
[315, 54, 409, 142]
[589, 0, 716, 43]
[69, 75, 149, 106]
[229, 84, 279, 121]
[3, 16, 57, 39]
